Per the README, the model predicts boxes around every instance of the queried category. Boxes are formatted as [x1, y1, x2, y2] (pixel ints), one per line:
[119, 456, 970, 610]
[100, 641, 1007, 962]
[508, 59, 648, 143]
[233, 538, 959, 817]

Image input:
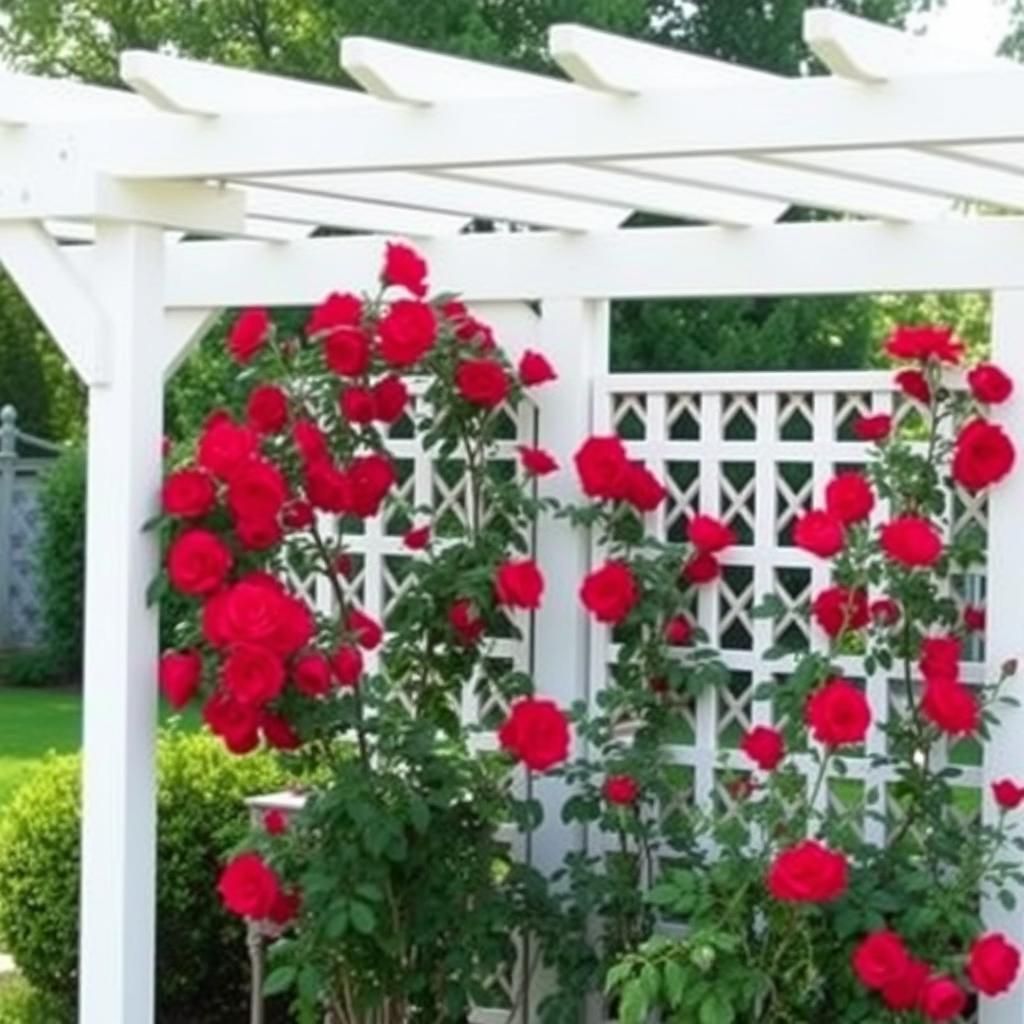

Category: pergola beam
[59, 217, 1024, 309]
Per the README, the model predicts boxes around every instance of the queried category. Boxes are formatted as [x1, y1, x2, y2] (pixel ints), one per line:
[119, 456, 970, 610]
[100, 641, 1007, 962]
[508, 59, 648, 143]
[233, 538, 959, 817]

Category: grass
[0, 686, 202, 810]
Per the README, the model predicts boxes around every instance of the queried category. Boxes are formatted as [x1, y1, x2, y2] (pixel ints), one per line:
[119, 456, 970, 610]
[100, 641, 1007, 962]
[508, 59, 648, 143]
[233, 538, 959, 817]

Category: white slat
[340, 36, 786, 226]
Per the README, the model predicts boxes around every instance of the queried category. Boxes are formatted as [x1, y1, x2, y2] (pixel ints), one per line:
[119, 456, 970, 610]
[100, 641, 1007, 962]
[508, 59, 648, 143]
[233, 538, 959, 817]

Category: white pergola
[5, 9, 1024, 1023]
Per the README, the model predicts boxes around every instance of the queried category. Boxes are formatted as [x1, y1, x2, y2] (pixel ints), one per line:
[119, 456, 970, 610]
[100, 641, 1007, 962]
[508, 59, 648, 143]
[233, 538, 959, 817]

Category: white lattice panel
[592, 371, 988, 847]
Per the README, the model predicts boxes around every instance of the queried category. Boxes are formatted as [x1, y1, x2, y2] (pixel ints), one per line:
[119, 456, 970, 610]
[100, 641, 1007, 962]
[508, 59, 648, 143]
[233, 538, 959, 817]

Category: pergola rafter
[3, 11, 1024, 1024]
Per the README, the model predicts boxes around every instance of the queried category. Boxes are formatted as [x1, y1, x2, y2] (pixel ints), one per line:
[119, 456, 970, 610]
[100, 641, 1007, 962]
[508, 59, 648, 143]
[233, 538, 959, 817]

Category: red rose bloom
[663, 616, 692, 646]
[825, 472, 875, 525]
[261, 712, 301, 751]
[805, 678, 871, 747]
[766, 839, 848, 903]
[449, 599, 484, 645]
[292, 419, 328, 465]
[580, 561, 638, 624]
[603, 775, 639, 805]
[794, 510, 846, 558]
[203, 692, 260, 754]
[236, 517, 282, 551]
[896, 368, 931, 404]
[967, 933, 1021, 997]
[283, 500, 313, 531]
[852, 930, 911, 990]
[382, 242, 428, 297]
[219, 578, 286, 646]
[812, 586, 869, 638]
[518, 445, 559, 477]
[992, 778, 1024, 810]
[882, 959, 929, 1011]
[625, 464, 667, 512]
[952, 418, 1016, 491]
[498, 697, 571, 772]
[456, 358, 510, 407]
[331, 645, 364, 688]
[223, 644, 286, 706]
[854, 413, 893, 442]
[919, 635, 960, 683]
[683, 551, 720, 584]
[340, 386, 376, 424]
[880, 516, 943, 567]
[218, 852, 281, 918]
[166, 529, 233, 596]
[968, 363, 1014, 405]
[348, 454, 396, 518]
[885, 324, 963, 365]
[347, 608, 382, 651]
[293, 652, 333, 697]
[325, 327, 371, 378]
[227, 458, 287, 524]
[159, 650, 202, 710]
[495, 559, 545, 610]
[519, 350, 557, 387]
[922, 680, 978, 736]
[574, 436, 630, 500]
[268, 888, 301, 926]
[964, 605, 986, 632]
[740, 725, 785, 771]
[403, 525, 431, 550]
[308, 291, 362, 338]
[688, 515, 736, 554]
[378, 300, 437, 367]
[870, 598, 901, 626]
[198, 417, 258, 481]
[228, 309, 271, 364]
[305, 462, 351, 514]
[162, 468, 216, 519]
[246, 385, 288, 434]
[918, 976, 967, 1021]
[263, 809, 288, 835]
[372, 375, 409, 423]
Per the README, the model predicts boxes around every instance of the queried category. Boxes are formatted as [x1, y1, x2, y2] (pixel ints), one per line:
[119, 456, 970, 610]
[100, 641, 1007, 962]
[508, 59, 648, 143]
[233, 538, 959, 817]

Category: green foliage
[0, 650, 56, 688]
[0, 730, 293, 1022]
[0, 974, 66, 1024]
[0, 272, 84, 443]
[35, 449, 86, 677]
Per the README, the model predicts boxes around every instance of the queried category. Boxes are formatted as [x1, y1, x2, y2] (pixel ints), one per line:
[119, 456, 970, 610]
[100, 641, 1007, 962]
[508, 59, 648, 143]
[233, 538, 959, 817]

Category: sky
[914, 0, 1012, 55]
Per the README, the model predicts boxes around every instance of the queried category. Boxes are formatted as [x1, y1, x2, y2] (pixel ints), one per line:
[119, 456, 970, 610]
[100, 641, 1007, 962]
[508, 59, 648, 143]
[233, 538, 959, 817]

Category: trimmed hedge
[0, 730, 292, 1023]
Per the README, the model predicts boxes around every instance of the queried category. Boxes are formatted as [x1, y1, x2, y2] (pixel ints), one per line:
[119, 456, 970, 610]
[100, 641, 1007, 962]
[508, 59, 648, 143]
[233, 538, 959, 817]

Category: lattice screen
[280, 379, 538, 1023]
[592, 370, 988, 850]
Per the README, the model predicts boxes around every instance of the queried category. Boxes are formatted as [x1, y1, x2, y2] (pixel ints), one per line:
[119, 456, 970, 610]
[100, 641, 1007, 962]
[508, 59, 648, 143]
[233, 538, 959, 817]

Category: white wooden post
[79, 223, 165, 1024]
[981, 289, 1024, 1024]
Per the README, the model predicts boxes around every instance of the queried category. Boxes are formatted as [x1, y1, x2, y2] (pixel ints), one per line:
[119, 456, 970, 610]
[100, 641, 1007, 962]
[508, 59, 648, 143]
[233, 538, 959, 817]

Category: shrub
[35, 448, 85, 678]
[0, 650, 55, 689]
[0, 730, 293, 1023]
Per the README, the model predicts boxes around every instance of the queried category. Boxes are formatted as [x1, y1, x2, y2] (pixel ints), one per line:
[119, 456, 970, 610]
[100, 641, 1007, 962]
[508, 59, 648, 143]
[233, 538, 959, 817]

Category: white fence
[0, 405, 62, 649]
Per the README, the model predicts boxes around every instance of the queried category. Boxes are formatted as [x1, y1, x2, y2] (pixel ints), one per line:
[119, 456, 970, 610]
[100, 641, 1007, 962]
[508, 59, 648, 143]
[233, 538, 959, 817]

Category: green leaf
[699, 992, 735, 1024]
[663, 960, 687, 1008]
[349, 899, 377, 935]
[263, 965, 297, 996]
[750, 594, 786, 620]
[619, 981, 650, 1024]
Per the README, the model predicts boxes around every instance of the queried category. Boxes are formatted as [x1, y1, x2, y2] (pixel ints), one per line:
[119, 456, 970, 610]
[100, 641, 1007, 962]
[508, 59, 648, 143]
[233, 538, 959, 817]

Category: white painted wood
[0, 68, 146, 124]
[980, 291, 1024, 1024]
[803, 8, 1019, 84]
[532, 299, 606, 880]
[100, 218, 1024, 308]
[0, 220, 108, 383]
[242, 171, 621, 231]
[79, 223, 165, 1024]
[163, 308, 219, 378]
[0, 175, 246, 235]
[238, 185, 468, 235]
[341, 34, 783, 225]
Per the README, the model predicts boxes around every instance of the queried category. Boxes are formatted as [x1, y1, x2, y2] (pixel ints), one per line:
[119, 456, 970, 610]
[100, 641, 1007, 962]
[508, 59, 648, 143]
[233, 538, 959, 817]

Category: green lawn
[0, 688, 201, 810]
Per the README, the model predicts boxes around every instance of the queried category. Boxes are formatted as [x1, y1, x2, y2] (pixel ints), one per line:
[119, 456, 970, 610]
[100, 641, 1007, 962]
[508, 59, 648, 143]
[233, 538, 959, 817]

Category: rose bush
[155, 251, 1022, 1024]
[603, 324, 1024, 1023]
